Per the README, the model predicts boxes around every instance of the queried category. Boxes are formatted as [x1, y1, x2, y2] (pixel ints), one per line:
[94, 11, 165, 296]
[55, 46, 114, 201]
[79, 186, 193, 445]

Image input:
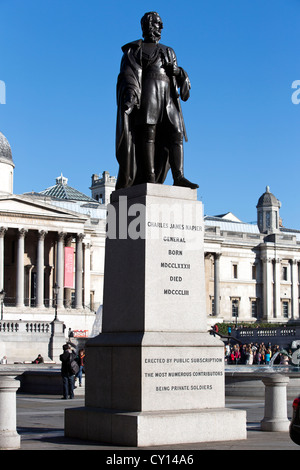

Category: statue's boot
[170, 136, 199, 190]
[174, 175, 199, 190]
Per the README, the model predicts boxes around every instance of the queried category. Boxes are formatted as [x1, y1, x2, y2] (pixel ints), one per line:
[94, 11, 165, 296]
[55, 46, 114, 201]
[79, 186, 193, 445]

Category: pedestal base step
[65, 406, 246, 447]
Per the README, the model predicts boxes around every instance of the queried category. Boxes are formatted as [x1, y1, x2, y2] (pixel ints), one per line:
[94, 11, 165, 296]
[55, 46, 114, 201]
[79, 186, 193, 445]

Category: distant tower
[256, 186, 281, 233]
[0, 131, 14, 194]
[90, 171, 116, 205]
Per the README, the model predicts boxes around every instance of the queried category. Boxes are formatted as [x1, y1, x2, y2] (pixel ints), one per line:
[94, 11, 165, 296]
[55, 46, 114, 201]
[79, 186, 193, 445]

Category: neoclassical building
[0, 128, 299, 360]
[204, 187, 300, 325]
[0, 131, 110, 342]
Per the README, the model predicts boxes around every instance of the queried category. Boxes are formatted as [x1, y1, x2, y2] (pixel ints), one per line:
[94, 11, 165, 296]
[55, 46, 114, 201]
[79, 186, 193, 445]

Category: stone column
[45, 266, 52, 308]
[0, 227, 7, 292]
[56, 232, 65, 308]
[16, 228, 27, 307]
[84, 241, 91, 309]
[291, 260, 299, 319]
[36, 230, 47, 308]
[25, 265, 33, 307]
[261, 374, 290, 431]
[75, 233, 84, 309]
[262, 257, 273, 320]
[64, 235, 73, 308]
[0, 377, 20, 449]
[214, 253, 220, 316]
[274, 258, 281, 319]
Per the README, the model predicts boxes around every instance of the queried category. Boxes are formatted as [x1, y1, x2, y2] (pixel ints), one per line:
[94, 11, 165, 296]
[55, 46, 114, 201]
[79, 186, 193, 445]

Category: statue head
[141, 11, 163, 43]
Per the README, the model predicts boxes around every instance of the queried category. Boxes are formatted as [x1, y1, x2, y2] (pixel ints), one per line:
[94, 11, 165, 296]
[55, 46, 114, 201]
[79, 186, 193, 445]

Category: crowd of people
[210, 323, 293, 366]
[224, 342, 291, 365]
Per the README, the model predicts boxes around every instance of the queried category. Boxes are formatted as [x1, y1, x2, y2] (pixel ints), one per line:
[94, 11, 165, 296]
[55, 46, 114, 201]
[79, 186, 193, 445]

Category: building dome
[0, 131, 13, 164]
[39, 174, 96, 202]
[256, 186, 280, 208]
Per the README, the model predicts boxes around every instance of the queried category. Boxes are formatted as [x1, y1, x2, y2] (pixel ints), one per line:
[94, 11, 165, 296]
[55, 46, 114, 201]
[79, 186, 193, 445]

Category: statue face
[142, 13, 163, 43]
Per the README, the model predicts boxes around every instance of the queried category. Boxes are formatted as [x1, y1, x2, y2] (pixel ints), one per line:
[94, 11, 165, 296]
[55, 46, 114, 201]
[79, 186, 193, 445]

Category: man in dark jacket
[60, 344, 77, 399]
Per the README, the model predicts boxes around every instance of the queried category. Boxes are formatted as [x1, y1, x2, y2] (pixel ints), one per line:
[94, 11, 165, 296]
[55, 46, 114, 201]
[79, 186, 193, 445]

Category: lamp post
[0, 290, 5, 321]
[53, 283, 60, 321]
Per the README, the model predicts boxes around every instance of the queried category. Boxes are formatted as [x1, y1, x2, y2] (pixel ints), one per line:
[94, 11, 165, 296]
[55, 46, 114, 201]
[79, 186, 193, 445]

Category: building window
[266, 211, 271, 229]
[252, 264, 257, 280]
[251, 300, 257, 318]
[282, 301, 289, 318]
[233, 264, 238, 279]
[211, 297, 215, 315]
[232, 299, 239, 318]
[282, 266, 288, 281]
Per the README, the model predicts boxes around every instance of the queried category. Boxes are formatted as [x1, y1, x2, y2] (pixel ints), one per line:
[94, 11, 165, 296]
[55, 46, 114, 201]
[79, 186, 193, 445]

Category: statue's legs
[143, 124, 156, 183]
[169, 132, 199, 190]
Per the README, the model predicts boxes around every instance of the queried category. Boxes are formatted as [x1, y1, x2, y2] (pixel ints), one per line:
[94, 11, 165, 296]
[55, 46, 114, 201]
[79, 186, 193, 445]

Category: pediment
[0, 195, 87, 221]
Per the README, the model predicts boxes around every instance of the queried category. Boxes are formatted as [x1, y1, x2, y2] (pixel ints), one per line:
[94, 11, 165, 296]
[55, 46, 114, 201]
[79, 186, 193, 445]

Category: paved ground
[13, 391, 300, 453]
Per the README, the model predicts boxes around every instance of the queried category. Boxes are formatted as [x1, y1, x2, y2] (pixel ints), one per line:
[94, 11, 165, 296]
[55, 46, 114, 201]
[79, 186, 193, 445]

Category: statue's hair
[140, 11, 163, 33]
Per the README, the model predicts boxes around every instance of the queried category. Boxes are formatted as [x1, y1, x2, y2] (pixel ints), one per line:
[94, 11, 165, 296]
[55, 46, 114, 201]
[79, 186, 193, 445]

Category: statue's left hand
[166, 63, 181, 77]
[172, 65, 181, 77]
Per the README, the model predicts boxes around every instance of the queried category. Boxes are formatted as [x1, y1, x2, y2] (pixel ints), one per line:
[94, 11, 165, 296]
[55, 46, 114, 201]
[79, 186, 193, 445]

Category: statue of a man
[115, 11, 199, 190]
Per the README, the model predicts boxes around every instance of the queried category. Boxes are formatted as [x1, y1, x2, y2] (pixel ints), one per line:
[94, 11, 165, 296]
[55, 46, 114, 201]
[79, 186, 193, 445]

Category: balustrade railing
[0, 322, 19, 333]
[26, 322, 50, 333]
[0, 320, 51, 334]
[231, 325, 300, 349]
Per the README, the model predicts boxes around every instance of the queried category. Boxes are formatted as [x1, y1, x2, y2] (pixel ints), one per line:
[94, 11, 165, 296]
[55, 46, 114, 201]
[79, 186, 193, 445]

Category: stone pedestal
[261, 374, 290, 432]
[65, 184, 246, 446]
[0, 377, 20, 449]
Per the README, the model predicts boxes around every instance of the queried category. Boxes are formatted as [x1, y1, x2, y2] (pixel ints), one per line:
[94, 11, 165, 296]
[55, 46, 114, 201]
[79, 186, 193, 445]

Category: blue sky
[1, 0, 300, 228]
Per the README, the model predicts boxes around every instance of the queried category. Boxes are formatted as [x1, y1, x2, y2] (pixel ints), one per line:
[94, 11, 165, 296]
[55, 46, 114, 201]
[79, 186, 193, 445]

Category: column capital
[57, 232, 66, 242]
[0, 227, 7, 237]
[289, 259, 298, 265]
[38, 230, 47, 240]
[76, 233, 85, 242]
[18, 228, 28, 238]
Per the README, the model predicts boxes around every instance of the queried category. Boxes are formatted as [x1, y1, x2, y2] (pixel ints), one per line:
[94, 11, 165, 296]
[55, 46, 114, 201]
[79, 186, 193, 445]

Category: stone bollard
[260, 374, 290, 432]
[0, 377, 20, 449]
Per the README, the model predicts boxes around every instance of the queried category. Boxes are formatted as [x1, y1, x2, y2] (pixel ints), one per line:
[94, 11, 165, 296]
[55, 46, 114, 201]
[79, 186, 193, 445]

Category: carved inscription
[143, 355, 223, 393]
[147, 219, 202, 297]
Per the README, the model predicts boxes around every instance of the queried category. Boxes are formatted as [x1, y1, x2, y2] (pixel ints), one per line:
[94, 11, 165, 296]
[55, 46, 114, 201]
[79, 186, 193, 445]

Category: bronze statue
[115, 11, 199, 190]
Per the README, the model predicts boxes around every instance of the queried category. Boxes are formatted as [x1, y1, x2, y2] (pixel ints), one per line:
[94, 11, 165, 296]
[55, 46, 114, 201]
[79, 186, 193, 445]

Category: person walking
[76, 349, 85, 387]
[59, 344, 78, 399]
